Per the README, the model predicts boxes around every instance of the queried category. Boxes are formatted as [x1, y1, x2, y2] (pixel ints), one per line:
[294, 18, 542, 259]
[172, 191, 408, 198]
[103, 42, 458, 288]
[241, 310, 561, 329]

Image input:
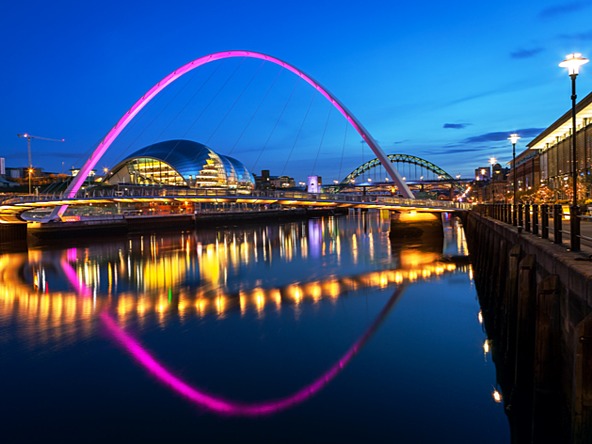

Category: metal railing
[2, 189, 473, 211]
[478, 203, 592, 251]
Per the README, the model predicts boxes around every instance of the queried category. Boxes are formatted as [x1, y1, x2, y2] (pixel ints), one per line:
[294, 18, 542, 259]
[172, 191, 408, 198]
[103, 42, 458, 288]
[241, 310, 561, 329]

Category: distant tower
[307, 175, 322, 193]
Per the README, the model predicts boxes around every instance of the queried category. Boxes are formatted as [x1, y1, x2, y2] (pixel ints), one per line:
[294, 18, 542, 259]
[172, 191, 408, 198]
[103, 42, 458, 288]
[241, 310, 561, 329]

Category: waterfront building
[254, 169, 296, 190]
[526, 90, 592, 202]
[508, 148, 540, 200]
[103, 139, 255, 193]
[474, 166, 491, 182]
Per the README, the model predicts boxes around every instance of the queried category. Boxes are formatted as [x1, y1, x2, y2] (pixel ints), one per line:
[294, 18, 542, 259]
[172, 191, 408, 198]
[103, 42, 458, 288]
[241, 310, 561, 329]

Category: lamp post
[509, 134, 520, 226]
[560, 53, 589, 252]
[489, 157, 496, 202]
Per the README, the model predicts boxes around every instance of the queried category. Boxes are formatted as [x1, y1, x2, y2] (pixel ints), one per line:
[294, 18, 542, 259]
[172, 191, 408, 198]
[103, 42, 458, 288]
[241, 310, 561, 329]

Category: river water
[0, 211, 509, 443]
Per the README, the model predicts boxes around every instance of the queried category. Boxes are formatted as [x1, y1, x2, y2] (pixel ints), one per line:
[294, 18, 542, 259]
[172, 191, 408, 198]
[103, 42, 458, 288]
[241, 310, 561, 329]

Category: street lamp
[489, 157, 496, 202]
[559, 52, 589, 251]
[509, 134, 520, 226]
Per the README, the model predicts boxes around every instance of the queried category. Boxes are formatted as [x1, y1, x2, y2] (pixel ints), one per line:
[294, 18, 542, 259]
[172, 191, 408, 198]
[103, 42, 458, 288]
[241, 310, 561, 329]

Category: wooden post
[510, 254, 537, 444]
[515, 254, 536, 388]
[503, 245, 522, 367]
[573, 313, 592, 443]
[533, 275, 562, 443]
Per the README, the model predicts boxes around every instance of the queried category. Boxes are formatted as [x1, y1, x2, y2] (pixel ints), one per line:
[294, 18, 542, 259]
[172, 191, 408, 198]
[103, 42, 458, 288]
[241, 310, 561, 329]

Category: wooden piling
[573, 313, 592, 442]
[533, 275, 562, 443]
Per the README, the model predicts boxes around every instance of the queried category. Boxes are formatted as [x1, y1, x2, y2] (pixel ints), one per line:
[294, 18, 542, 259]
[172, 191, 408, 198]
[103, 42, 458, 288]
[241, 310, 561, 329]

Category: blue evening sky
[1, 0, 592, 182]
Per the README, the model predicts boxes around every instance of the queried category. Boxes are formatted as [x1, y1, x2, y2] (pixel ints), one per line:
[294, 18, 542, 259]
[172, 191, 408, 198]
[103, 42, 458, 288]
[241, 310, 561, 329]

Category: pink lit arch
[58, 250, 405, 416]
[52, 50, 413, 218]
[99, 284, 405, 416]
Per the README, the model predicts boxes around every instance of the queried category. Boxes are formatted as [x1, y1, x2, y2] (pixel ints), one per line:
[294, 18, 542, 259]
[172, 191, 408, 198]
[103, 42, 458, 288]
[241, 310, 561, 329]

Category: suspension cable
[205, 60, 266, 146]
[281, 89, 316, 177]
[251, 78, 299, 172]
[309, 105, 332, 177]
[229, 66, 283, 155]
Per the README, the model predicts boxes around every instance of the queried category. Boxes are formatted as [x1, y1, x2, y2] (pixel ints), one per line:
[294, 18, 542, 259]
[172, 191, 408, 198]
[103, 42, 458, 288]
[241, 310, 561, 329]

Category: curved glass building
[104, 140, 255, 193]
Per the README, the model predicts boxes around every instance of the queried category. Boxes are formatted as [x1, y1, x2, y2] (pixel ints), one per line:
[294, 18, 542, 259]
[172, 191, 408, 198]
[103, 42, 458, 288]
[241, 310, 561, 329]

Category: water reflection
[99, 284, 407, 416]
[0, 246, 460, 347]
[0, 213, 469, 415]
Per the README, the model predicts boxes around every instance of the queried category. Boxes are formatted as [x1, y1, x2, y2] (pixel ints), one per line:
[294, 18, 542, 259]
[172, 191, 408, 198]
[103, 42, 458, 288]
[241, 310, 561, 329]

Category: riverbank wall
[465, 211, 592, 443]
[1, 208, 346, 250]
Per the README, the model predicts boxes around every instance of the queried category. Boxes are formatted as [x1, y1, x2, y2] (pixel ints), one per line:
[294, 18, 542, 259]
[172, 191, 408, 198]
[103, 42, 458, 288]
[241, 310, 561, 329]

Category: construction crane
[17, 133, 65, 194]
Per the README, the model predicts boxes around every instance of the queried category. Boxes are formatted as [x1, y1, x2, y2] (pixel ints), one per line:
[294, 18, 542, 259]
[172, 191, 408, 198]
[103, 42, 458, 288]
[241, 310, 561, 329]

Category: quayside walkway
[478, 203, 592, 256]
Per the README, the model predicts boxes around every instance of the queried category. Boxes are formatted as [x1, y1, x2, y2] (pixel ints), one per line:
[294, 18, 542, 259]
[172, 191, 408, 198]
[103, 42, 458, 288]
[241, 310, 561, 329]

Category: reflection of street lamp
[492, 388, 503, 403]
[509, 134, 520, 226]
[559, 52, 589, 252]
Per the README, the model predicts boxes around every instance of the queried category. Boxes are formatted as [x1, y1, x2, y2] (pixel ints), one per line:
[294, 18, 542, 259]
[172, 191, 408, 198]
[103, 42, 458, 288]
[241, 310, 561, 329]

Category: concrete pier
[0, 223, 28, 251]
[389, 211, 443, 240]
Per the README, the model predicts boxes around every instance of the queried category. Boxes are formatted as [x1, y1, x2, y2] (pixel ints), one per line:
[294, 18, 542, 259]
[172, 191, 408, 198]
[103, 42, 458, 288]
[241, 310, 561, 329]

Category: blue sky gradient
[2, 0, 592, 182]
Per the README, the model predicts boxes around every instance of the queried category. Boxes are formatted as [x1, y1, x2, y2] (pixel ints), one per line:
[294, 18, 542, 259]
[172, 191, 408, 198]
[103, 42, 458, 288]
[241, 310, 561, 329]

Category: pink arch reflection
[53, 50, 412, 219]
[100, 285, 405, 416]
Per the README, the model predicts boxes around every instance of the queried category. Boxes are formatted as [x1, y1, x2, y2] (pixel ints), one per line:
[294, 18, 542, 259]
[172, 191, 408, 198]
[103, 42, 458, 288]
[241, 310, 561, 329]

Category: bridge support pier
[388, 211, 443, 241]
[0, 223, 27, 251]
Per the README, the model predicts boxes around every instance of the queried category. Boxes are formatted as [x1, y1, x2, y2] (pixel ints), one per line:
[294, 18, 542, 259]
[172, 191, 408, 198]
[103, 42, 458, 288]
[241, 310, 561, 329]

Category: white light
[492, 388, 503, 403]
[483, 339, 490, 354]
[559, 53, 589, 76]
[509, 133, 520, 145]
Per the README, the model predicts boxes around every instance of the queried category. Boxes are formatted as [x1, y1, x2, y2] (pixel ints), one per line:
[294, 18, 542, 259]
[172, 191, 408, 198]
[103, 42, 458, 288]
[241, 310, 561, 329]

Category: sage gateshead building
[103, 139, 256, 193]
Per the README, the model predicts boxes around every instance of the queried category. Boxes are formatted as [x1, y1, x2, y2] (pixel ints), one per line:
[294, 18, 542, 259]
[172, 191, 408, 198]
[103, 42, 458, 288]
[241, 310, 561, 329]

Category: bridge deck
[1, 190, 470, 223]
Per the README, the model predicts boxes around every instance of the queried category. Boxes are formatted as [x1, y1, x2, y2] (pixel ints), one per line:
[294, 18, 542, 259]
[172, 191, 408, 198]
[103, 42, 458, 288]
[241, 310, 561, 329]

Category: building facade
[527, 90, 592, 202]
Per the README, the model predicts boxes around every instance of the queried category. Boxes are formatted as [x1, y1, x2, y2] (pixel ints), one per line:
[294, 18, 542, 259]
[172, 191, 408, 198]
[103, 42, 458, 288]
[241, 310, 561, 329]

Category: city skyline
[2, 0, 592, 183]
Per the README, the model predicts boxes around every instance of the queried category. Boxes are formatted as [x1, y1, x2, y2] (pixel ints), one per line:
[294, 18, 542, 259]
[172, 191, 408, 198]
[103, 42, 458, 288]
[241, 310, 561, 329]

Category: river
[0, 211, 509, 443]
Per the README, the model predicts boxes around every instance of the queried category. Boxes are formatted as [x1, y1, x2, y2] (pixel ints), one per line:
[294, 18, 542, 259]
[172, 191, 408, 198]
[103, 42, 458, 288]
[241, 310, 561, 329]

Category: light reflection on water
[0, 212, 509, 443]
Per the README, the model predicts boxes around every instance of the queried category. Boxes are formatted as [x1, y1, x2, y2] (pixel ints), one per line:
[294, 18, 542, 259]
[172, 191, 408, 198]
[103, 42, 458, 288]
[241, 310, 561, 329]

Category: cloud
[462, 128, 545, 144]
[558, 30, 592, 41]
[539, 1, 590, 18]
[510, 48, 544, 59]
[425, 146, 480, 155]
[443, 123, 470, 129]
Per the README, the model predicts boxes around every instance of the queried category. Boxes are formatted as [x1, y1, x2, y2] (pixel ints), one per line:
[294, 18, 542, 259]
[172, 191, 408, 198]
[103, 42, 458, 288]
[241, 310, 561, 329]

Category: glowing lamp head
[489, 157, 496, 166]
[559, 53, 589, 76]
[509, 133, 520, 145]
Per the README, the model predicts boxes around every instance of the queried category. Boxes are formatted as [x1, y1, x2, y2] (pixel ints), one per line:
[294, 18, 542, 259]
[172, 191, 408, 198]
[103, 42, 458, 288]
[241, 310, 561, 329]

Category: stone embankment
[465, 211, 592, 443]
